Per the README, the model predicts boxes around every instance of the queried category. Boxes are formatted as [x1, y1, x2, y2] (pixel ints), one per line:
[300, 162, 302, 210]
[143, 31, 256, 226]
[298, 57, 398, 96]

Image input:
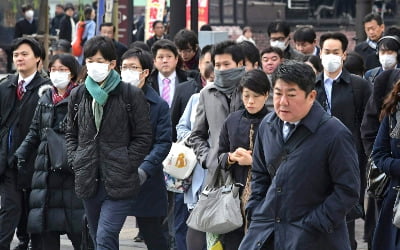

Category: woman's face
[49, 59, 72, 81]
[242, 87, 268, 114]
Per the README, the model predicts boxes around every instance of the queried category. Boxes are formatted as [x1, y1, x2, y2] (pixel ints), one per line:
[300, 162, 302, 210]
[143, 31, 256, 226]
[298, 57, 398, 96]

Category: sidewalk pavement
[12, 216, 367, 250]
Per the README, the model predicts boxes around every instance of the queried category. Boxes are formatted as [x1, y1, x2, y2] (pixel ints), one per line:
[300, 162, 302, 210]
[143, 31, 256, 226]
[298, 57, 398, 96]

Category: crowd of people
[2, 2, 400, 250]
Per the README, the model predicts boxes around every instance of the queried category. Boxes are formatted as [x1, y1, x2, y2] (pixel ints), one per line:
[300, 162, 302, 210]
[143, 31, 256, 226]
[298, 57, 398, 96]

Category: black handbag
[46, 127, 68, 171]
[366, 155, 389, 199]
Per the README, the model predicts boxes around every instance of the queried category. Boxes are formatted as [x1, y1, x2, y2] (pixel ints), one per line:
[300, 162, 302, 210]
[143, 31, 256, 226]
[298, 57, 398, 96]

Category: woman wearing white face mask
[120, 48, 172, 250]
[364, 35, 400, 84]
[15, 54, 83, 250]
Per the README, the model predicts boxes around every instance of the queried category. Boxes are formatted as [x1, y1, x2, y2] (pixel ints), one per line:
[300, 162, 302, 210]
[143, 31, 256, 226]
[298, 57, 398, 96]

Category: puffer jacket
[15, 86, 84, 233]
[66, 82, 152, 199]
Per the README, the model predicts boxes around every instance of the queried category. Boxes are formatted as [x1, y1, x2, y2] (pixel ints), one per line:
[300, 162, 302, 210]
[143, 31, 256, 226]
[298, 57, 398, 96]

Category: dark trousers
[186, 227, 206, 250]
[0, 169, 23, 250]
[15, 190, 30, 247]
[30, 231, 82, 250]
[137, 216, 168, 250]
[174, 193, 189, 250]
[83, 183, 131, 250]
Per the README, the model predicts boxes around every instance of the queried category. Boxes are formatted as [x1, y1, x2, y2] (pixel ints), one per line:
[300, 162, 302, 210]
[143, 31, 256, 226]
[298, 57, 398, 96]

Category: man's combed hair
[12, 37, 42, 58]
[319, 32, 348, 52]
[84, 36, 117, 61]
[272, 60, 315, 94]
[211, 40, 244, 65]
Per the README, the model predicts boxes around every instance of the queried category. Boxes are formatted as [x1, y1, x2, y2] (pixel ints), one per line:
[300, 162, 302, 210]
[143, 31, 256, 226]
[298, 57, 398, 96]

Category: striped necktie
[17, 80, 25, 100]
[161, 78, 171, 106]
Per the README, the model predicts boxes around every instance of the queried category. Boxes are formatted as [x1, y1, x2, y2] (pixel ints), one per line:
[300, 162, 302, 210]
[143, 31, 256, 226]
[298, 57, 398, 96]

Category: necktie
[17, 80, 25, 100]
[161, 78, 171, 105]
[284, 122, 296, 140]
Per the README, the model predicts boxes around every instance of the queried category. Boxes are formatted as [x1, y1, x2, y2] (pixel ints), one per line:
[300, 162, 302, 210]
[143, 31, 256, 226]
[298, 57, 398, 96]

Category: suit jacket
[148, 69, 190, 141]
[354, 41, 381, 71]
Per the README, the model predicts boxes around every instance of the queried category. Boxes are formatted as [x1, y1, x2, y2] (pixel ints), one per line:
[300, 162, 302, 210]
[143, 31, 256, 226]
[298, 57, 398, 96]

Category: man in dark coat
[267, 21, 304, 61]
[0, 38, 51, 250]
[58, 4, 75, 43]
[354, 13, 385, 70]
[121, 48, 172, 250]
[146, 20, 170, 49]
[316, 32, 372, 250]
[239, 61, 360, 250]
[100, 22, 128, 67]
[50, 4, 65, 36]
[14, 4, 37, 39]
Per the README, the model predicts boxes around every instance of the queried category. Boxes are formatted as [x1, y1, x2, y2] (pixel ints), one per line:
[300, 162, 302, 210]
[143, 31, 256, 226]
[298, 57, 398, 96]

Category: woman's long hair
[380, 79, 400, 121]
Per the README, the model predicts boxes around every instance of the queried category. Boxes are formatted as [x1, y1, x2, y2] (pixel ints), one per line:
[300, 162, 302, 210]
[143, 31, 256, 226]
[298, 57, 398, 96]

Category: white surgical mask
[270, 40, 288, 51]
[50, 71, 70, 89]
[121, 70, 141, 87]
[25, 10, 34, 19]
[379, 54, 397, 70]
[321, 54, 343, 73]
[86, 62, 110, 82]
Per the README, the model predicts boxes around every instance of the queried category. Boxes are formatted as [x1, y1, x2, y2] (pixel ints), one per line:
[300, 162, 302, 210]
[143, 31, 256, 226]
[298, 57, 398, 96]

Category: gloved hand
[138, 168, 148, 185]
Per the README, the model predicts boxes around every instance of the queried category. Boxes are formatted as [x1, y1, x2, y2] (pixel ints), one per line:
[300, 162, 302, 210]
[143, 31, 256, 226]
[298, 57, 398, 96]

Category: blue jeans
[174, 193, 189, 250]
[83, 182, 131, 250]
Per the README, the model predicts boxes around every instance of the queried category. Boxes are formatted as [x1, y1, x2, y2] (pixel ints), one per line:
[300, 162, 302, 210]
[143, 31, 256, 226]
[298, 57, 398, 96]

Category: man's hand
[229, 147, 253, 166]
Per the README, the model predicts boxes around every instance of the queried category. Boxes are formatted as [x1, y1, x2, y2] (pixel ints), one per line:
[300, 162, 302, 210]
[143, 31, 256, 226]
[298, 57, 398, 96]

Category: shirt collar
[18, 71, 37, 86]
[323, 70, 342, 83]
[158, 71, 176, 83]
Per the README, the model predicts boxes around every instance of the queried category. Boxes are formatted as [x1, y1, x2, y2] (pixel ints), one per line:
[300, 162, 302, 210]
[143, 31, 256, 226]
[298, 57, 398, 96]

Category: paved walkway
[12, 216, 368, 249]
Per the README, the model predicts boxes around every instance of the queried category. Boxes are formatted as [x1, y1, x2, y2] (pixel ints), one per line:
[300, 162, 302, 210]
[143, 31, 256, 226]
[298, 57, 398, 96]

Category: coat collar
[316, 68, 351, 86]
[7, 72, 50, 90]
[142, 84, 161, 104]
[265, 102, 328, 134]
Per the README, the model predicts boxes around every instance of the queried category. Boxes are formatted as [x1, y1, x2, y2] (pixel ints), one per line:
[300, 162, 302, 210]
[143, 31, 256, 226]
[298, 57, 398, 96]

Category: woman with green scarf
[65, 36, 153, 249]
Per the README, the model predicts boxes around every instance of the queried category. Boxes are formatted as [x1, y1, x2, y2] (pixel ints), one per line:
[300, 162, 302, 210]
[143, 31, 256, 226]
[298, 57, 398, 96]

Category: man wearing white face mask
[315, 32, 372, 250]
[14, 4, 37, 39]
[120, 48, 172, 250]
[267, 21, 304, 61]
[364, 35, 400, 84]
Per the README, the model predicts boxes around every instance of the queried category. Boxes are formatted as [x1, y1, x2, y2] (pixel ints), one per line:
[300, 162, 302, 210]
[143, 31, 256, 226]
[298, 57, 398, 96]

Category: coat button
[276, 187, 282, 192]
[276, 217, 281, 223]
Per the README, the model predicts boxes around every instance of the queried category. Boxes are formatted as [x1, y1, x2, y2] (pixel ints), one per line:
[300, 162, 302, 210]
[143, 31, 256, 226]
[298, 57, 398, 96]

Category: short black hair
[152, 20, 163, 30]
[272, 60, 315, 95]
[100, 22, 116, 33]
[151, 39, 179, 58]
[385, 25, 400, 37]
[239, 69, 270, 95]
[303, 55, 323, 73]
[260, 46, 283, 58]
[84, 36, 117, 61]
[200, 24, 212, 31]
[64, 3, 74, 11]
[343, 51, 365, 77]
[22, 4, 33, 13]
[53, 39, 72, 53]
[267, 21, 290, 37]
[211, 40, 244, 65]
[238, 41, 261, 68]
[363, 13, 383, 26]
[49, 54, 81, 82]
[12, 37, 42, 59]
[200, 45, 212, 59]
[174, 29, 198, 50]
[319, 32, 348, 52]
[129, 41, 150, 52]
[56, 4, 64, 9]
[84, 7, 93, 20]
[377, 36, 400, 62]
[293, 27, 316, 43]
[121, 48, 153, 82]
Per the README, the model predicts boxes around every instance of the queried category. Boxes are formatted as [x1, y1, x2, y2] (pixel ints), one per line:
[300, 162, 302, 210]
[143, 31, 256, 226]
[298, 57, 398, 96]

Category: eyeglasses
[120, 65, 142, 71]
[178, 48, 194, 54]
[50, 67, 70, 72]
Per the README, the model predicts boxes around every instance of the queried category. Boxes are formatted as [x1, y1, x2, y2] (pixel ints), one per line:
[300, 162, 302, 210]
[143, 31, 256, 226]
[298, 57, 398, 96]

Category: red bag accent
[71, 21, 86, 57]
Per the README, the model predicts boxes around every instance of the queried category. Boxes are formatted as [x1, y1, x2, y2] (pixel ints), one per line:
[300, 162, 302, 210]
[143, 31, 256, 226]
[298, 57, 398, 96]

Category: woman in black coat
[15, 54, 83, 250]
[217, 69, 270, 250]
[371, 80, 400, 250]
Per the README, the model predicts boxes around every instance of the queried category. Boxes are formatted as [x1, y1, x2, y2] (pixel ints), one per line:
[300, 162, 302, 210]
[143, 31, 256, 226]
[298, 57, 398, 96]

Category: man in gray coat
[239, 61, 360, 250]
[190, 40, 245, 185]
